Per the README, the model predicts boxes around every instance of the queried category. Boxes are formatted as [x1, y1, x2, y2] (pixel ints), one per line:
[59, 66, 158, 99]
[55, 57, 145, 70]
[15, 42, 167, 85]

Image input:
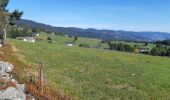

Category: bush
[150, 45, 168, 56]
[47, 37, 52, 41]
[79, 43, 90, 48]
[108, 43, 134, 52]
[47, 37, 52, 43]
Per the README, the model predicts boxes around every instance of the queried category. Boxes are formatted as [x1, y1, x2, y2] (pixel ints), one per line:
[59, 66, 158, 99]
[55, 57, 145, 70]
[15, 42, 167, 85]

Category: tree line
[108, 42, 170, 57]
[151, 44, 170, 56]
[155, 40, 170, 46]
[8, 27, 32, 38]
[108, 42, 134, 52]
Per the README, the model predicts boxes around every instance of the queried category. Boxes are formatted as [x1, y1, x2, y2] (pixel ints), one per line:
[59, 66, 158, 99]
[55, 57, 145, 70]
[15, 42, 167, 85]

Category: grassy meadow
[8, 33, 170, 100]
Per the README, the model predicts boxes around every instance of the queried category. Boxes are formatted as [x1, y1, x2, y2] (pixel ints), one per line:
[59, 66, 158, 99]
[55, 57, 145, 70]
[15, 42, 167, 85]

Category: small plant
[79, 43, 90, 48]
[47, 37, 52, 41]
[47, 37, 52, 43]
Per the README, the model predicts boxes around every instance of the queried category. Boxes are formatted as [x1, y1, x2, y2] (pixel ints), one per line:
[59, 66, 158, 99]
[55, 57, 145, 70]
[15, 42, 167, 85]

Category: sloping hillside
[0, 44, 69, 99]
[9, 34, 170, 100]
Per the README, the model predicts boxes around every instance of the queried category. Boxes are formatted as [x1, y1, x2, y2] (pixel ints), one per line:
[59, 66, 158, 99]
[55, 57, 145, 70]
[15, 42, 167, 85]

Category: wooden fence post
[38, 62, 43, 93]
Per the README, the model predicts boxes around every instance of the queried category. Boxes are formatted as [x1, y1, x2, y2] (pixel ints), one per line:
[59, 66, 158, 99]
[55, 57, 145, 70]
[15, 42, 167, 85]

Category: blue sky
[8, 0, 170, 32]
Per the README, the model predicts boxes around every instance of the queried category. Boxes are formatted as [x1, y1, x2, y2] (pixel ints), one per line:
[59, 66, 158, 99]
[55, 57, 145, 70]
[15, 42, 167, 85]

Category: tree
[0, 8, 8, 43]
[167, 48, 170, 56]
[0, 0, 23, 44]
[155, 40, 170, 46]
[74, 36, 78, 40]
[8, 26, 33, 38]
[150, 47, 159, 56]
[150, 45, 168, 56]
[47, 37, 52, 41]
[73, 36, 78, 43]
[117, 43, 125, 51]
[134, 45, 140, 49]
[108, 43, 117, 50]
[124, 44, 133, 52]
[144, 42, 148, 46]
[32, 27, 37, 33]
[0, 0, 9, 10]
[9, 9, 23, 25]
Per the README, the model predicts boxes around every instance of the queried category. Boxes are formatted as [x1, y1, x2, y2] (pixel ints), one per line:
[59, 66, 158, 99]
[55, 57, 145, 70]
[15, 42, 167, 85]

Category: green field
[9, 34, 170, 100]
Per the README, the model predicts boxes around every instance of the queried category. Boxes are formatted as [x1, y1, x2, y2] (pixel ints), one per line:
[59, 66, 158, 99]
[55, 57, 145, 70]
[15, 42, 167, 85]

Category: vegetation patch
[0, 44, 70, 99]
[8, 34, 170, 100]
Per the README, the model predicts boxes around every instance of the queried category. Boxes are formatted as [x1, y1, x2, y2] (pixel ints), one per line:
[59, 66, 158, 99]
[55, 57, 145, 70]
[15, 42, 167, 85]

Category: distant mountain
[16, 19, 170, 41]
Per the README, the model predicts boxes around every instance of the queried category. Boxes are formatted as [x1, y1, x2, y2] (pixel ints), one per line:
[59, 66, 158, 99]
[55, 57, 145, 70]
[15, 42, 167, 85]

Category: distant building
[35, 33, 40, 36]
[65, 42, 74, 47]
[140, 47, 150, 53]
[32, 32, 40, 37]
[64, 35, 69, 38]
[17, 37, 35, 43]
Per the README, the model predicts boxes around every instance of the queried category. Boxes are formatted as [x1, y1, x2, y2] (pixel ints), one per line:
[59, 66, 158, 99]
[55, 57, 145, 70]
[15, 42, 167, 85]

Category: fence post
[38, 62, 43, 93]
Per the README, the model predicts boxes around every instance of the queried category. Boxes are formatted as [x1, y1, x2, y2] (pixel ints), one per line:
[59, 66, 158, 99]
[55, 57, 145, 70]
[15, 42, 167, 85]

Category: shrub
[79, 43, 90, 48]
[47, 37, 52, 41]
[47, 37, 52, 43]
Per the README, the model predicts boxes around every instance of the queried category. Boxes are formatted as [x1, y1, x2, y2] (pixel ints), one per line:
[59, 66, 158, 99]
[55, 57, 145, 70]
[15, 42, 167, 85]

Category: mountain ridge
[16, 19, 170, 41]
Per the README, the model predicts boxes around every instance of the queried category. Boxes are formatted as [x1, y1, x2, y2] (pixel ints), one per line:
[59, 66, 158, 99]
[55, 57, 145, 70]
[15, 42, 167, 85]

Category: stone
[0, 51, 4, 54]
[11, 78, 18, 84]
[0, 87, 26, 100]
[0, 61, 33, 100]
[0, 61, 13, 73]
[16, 84, 25, 92]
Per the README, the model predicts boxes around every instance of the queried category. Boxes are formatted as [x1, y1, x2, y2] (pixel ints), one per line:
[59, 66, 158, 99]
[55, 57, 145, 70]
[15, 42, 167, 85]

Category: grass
[8, 33, 170, 100]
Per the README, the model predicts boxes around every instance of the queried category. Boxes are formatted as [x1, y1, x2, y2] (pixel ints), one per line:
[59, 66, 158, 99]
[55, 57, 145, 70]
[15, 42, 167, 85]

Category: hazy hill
[17, 19, 170, 41]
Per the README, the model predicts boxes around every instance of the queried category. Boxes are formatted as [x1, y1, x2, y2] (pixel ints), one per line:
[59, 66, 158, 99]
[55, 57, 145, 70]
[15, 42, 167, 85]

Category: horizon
[21, 19, 170, 34]
[8, 0, 170, 33]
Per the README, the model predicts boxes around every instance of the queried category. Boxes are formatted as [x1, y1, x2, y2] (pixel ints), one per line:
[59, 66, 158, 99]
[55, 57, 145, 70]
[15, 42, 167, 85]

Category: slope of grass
[8, 34, 170, 100]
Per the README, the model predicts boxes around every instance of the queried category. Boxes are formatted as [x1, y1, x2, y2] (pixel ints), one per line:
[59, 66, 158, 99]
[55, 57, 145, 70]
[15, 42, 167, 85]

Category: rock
[0, 61, 25, 100]
[0, 61, 33, 100]
[16, 84, 25, 92]
[10, 79, 18, 84]
[0, 51, 4, 54]
[11, 78, 18, 84]
[0, 87, 26, 100]
[0, 61, 14, 83]
[0, 61, 13, 73]
[27, 94, 35, 100]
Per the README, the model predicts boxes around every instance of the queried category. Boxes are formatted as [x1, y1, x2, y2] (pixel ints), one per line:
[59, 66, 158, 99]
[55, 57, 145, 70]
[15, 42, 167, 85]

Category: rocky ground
[0, 61, 34, 100]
